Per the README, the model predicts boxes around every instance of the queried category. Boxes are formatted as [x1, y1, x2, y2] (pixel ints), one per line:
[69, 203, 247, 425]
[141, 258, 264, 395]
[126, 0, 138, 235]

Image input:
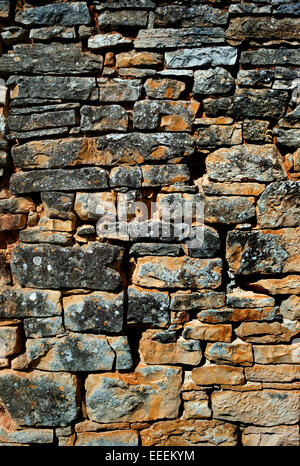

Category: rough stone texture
[193, 68, 235, 96]
[75, 430, 139, 446]
[166, 47, 238, 69]
[242, 426, 300, 446]
[257, 182, 300, 228]
[15, 3, 91, 26]
[80, 105, 128, 132]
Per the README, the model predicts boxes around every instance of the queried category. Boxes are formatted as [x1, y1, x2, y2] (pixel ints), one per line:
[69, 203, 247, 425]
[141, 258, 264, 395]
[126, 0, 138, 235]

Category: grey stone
[0, 197, 35, 214]
[226, 16, 300, 41]
[202, 97, 233, 117]
[237, 70, 274, 88]
[0, 427, 53, 445]
[98, 10, 148, 27]
[165, 47, 238, 69]
[24, 317, 63, 338]
[129, 243, 183, 257]
[15, 2, 91, 26]
[193, 68, 235, 95]
[29, 26, 76, 40]
[205, 196, 256, 224]
[134, 28, 225, 48]
[74, 191, 115, 221]
[273, 1, 300, 14]
[75, 431, 139, 447]
[108, 336, 133, 370]
[227, 89, 289, 120]
[96, 0, 155, 8]
[98, 78, 142, 102]
[80, 105, 128, 132]
[110, 166, 142, 188]
[11, 242, 123, 290]
[118, 68, 156, 78]
[142, 164, 190, 186]
[241, 49, 300, 66]
[10, 168, 108, 194]
[88, 33, 132, 50]
[63, 291, 124, 333]
[154, 4, 228, 27]
[197, 124, 242, 147]
[144, 78, 185, 100]
[0, 43, 103, 75]
[274, 128, 300, 147]
[187, 225, 221, 258]
[170, 291, 226, 311]
[0, 288, 62, 318]
[41, 192, 75, 220]
[0, 0, 9, 19]
[243, 120, 272, 143]
[1, 27, 28, 45]
[8, 109, 76, 134]
[19, 230, 73, 245]
[0, 370, 79, 427]
[127, 285, 170, 327]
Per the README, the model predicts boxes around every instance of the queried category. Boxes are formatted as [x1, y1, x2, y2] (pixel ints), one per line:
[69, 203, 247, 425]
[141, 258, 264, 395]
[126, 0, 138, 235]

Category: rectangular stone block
[170, 291, 226, 311]
[242, 425, 300, 447]
[165, 47, 238, 69]
[226, 17, 300, 41]
[183, 320, 232, 342]
[98, 78, 142, 102]
[135, 28, 225, 48]
[154, 4, 228, 27]
[15, 2, 91, 26]
[0, 326, 22, 357]
[75, 431, 139, 446]
[127, 285, 169, 328]
[192, 365, 245, 386]
[254, 344, 300, 365]
[80, 105, 128, 132]
[0, 288, 62, 318]
[241, 49, 300, 66]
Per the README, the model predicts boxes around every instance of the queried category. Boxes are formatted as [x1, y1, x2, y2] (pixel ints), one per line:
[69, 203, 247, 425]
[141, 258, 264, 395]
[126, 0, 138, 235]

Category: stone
[186, 225, 221, 258]
[183, 400, 211, 420]
[1, 27, 28, 45]
[192, 365, 245, 386]
[197, 124, 242, 147]
[19, 230, 72, 245]
[154, 4, 228, 27]
[16, 3, 90, 26]
[29, 26, 76, 40]
[74, 192, 116, 221]
[166, 47, 238, 68]
[107, 336, 133, 370]
[0, 0, 9, 19]
[135, 27, 225, 49]
[280, 296, 300, 320]
[10, 168, 108, 194]
[0, 43, 103, 75]
[0, 326, 22, 357]
[243, 120, 272, 143]
[129, 243, 183, 257]
[140, 419, 237, 446]
[257, 181, 300, 228]
[11, 133, 194, 168]
[227, 17, 300, 41]
[197, 307, 279, 324]
[0, 370, 79, 426]
[11, 242, 123, 290]
[75, 431, 139, 447]
[116, 51, 163, 68]
[183, 321, 232, 342]
[144, 78, 185, 100]
[111, 166, 142, 188]
[24, 317, 63, 339]
[88, 33, 132, 50]
[85, 365, 182, 423]
[42, 192, 75, 220]
[0, 288, 62, 318]
[254, 344, 300, 365]
[202, 181, 265, 196]
[293, 149, 300, 172]
[140, 330, 202, 365]
[242, 425, 300, 447]
[226, 228, 300, 275]
[127, 285, 169, 327]
[206, 145, 287, 182]
[237, 70, 274, 88]
[98, 78, 142, 102]
[80, 105, 128, 132]
[235, 321, 300, 344]
[8, 76, 98, 101]
[133, 100, 199, 131]
[170, 291, 225, 311]
[63, 291, 124, 333]
[193, 68, 234, 96]
[0, 214, 26, 231]
[274, 128, 300, 148]
[8, 109, 76, 133]
[241, 49, 300, 66]
[0, 424, 53, 445]
[205, 340, 253, 366]
[246, 365, 300, 383]
[119, 68, 156, 78]
[142, 165, 190, 186]
[227, 89, 289, 120]
[248, 276, 300, 295]
[229, 4, 271, 14]
[204, 196, 256, 224]
[132, 257, 223, 289]
[212, 390, 300, 426]
[98, 10, 148, 27]
[226, 289, 275, 308]
[0, 197, 35, 214]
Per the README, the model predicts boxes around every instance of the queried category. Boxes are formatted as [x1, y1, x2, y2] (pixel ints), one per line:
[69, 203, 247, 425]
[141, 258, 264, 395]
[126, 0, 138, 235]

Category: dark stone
[41, 192, 75, 220]
[154, 4, 228, 27]
[127, 285, 170, 327]
[0, 288, 62, 318]
[98, 10, 148, 27]
[227, 89, 289, 120]
[187, 225, 221, 258]
[24, 317, 63, 338]
[80, 105, 128, 132]
[8, 109, 76, 133]
[193, 68, 235, 95]
[226, 17, 300, 41]
[15, 2, 91, 26]
[243, 120, 272, 143]
[110, 166, 142, 188]
[241, 49, 300, 66]
[135, 28, 225, 48]
[237, 70, 274, 88]
[129, 243, 183, 257]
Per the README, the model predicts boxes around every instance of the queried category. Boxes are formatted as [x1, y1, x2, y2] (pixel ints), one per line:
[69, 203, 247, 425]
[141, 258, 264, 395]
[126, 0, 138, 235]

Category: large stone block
[15, 3, 91, 26]
[192, 365, 245, 386]
[242, 425, 300, 447]
[165, 47, 238, 69]
[127, 285, 169, 327]
[75, 430, 139, 446]
[226, 17, 300, 41]
[98, 78, 142, 102]
[227, 89, 289, 120]
[135, 28, 225, 48]
[0, 288, 62, 318]
[154, 4, 228, 27]
[0, 326, 22, 357]
[80, 105, 128, 132]
[205, 340, 253, 366]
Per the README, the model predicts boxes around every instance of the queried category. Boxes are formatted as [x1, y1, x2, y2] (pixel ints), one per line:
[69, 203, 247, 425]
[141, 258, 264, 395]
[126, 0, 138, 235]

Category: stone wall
[0, 0, 299, 447]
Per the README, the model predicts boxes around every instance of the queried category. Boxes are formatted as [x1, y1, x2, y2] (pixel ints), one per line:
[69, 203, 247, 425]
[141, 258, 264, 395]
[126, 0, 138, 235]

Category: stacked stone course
[0, 0, 299, 447]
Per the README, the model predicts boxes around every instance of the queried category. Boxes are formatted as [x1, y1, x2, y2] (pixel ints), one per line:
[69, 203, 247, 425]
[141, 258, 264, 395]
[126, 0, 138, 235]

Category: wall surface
[0, 0, 299, 447]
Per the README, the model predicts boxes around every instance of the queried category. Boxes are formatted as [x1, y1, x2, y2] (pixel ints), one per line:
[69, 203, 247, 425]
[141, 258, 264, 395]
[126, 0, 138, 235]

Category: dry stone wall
[0, 0, 299, 447]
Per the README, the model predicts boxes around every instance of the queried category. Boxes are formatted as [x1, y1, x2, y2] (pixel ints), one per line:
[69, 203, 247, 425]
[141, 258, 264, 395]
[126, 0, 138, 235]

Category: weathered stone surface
[63, 291, 124, 333]
[29, 26, 76, 41]
[235, 321, 300, 344]
[116, 51, 163, 68]
[206, 145, 287, 182]
[0, 370, 79, 427]
[212, 390, 300, 426]
[197, 124, 242, 147]
[280, 296, 300, 320]
[257, 181, 300, 228]
[8, 108, 76, 134]
[183, 399, 211, 420]
[201, 180, 265, 196]
[166, 47, 238, 69]
[1, 26, 28, 45]
[129, 243, 183, 257]
[140, 330, 202, 365]
[144, 78, 185, 100]
[127, 285, 169, 327]
[0, 288, 62, 318]
[0, 326, 22, 357]
[226, 289, 275, 309]
[237, 70, 274, 88]
[183, 320, 232, 342]
[19, 229, 72, 245]
[192, 365, 245, 386]
[10, 168, 108, 194]
[8, 76, 98, 101]
[140, 420, 237, 446]
[41, 192, 75, 220]
[248, 276, 300, 295]
[98, 78, 141, 102]
[75, 430, 139, 447]
[205, 340, 253, 366]
[74, 192, 116, 221]
[254, 344, 300, 365]
[0, 0, 9, 19]
[142, 164, 190, 186]
[227, 17, 300, 41]
[243, 119, 272, 143]
[170, 291, 225, 311]
[227, 89, 288, 120]
[0, 424, 53, 445]
[108, 336, 133, 370]
[193, 68, 234, 96]
[80, 105, 128, 132]
[24, 317, 63, 339]
[0, 197, 35, 214]
[227, 229, 300, 275]
[15, 3, 91, 26]
[205, 196, 255, 224]
[88, 33, 132, 50]
[197, 307, 279, 324]
[135, 27, 225, 49]
[242, 425, 300, 447]
[85, 365, 182, 422]
[274, 128, 300, 148]
[241, 49, 300, 66]
[133, 100, 199, 131]
[245, 365, 300, 383]
[11, 242, 123, 290]
[0, 213, 26, 231]
[98, 10, 148, 27]
[111, 166, 142, 187]
[0, 43, 103, 75]
[132, 257, 222, 289]
[154, 4, 228, 27]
